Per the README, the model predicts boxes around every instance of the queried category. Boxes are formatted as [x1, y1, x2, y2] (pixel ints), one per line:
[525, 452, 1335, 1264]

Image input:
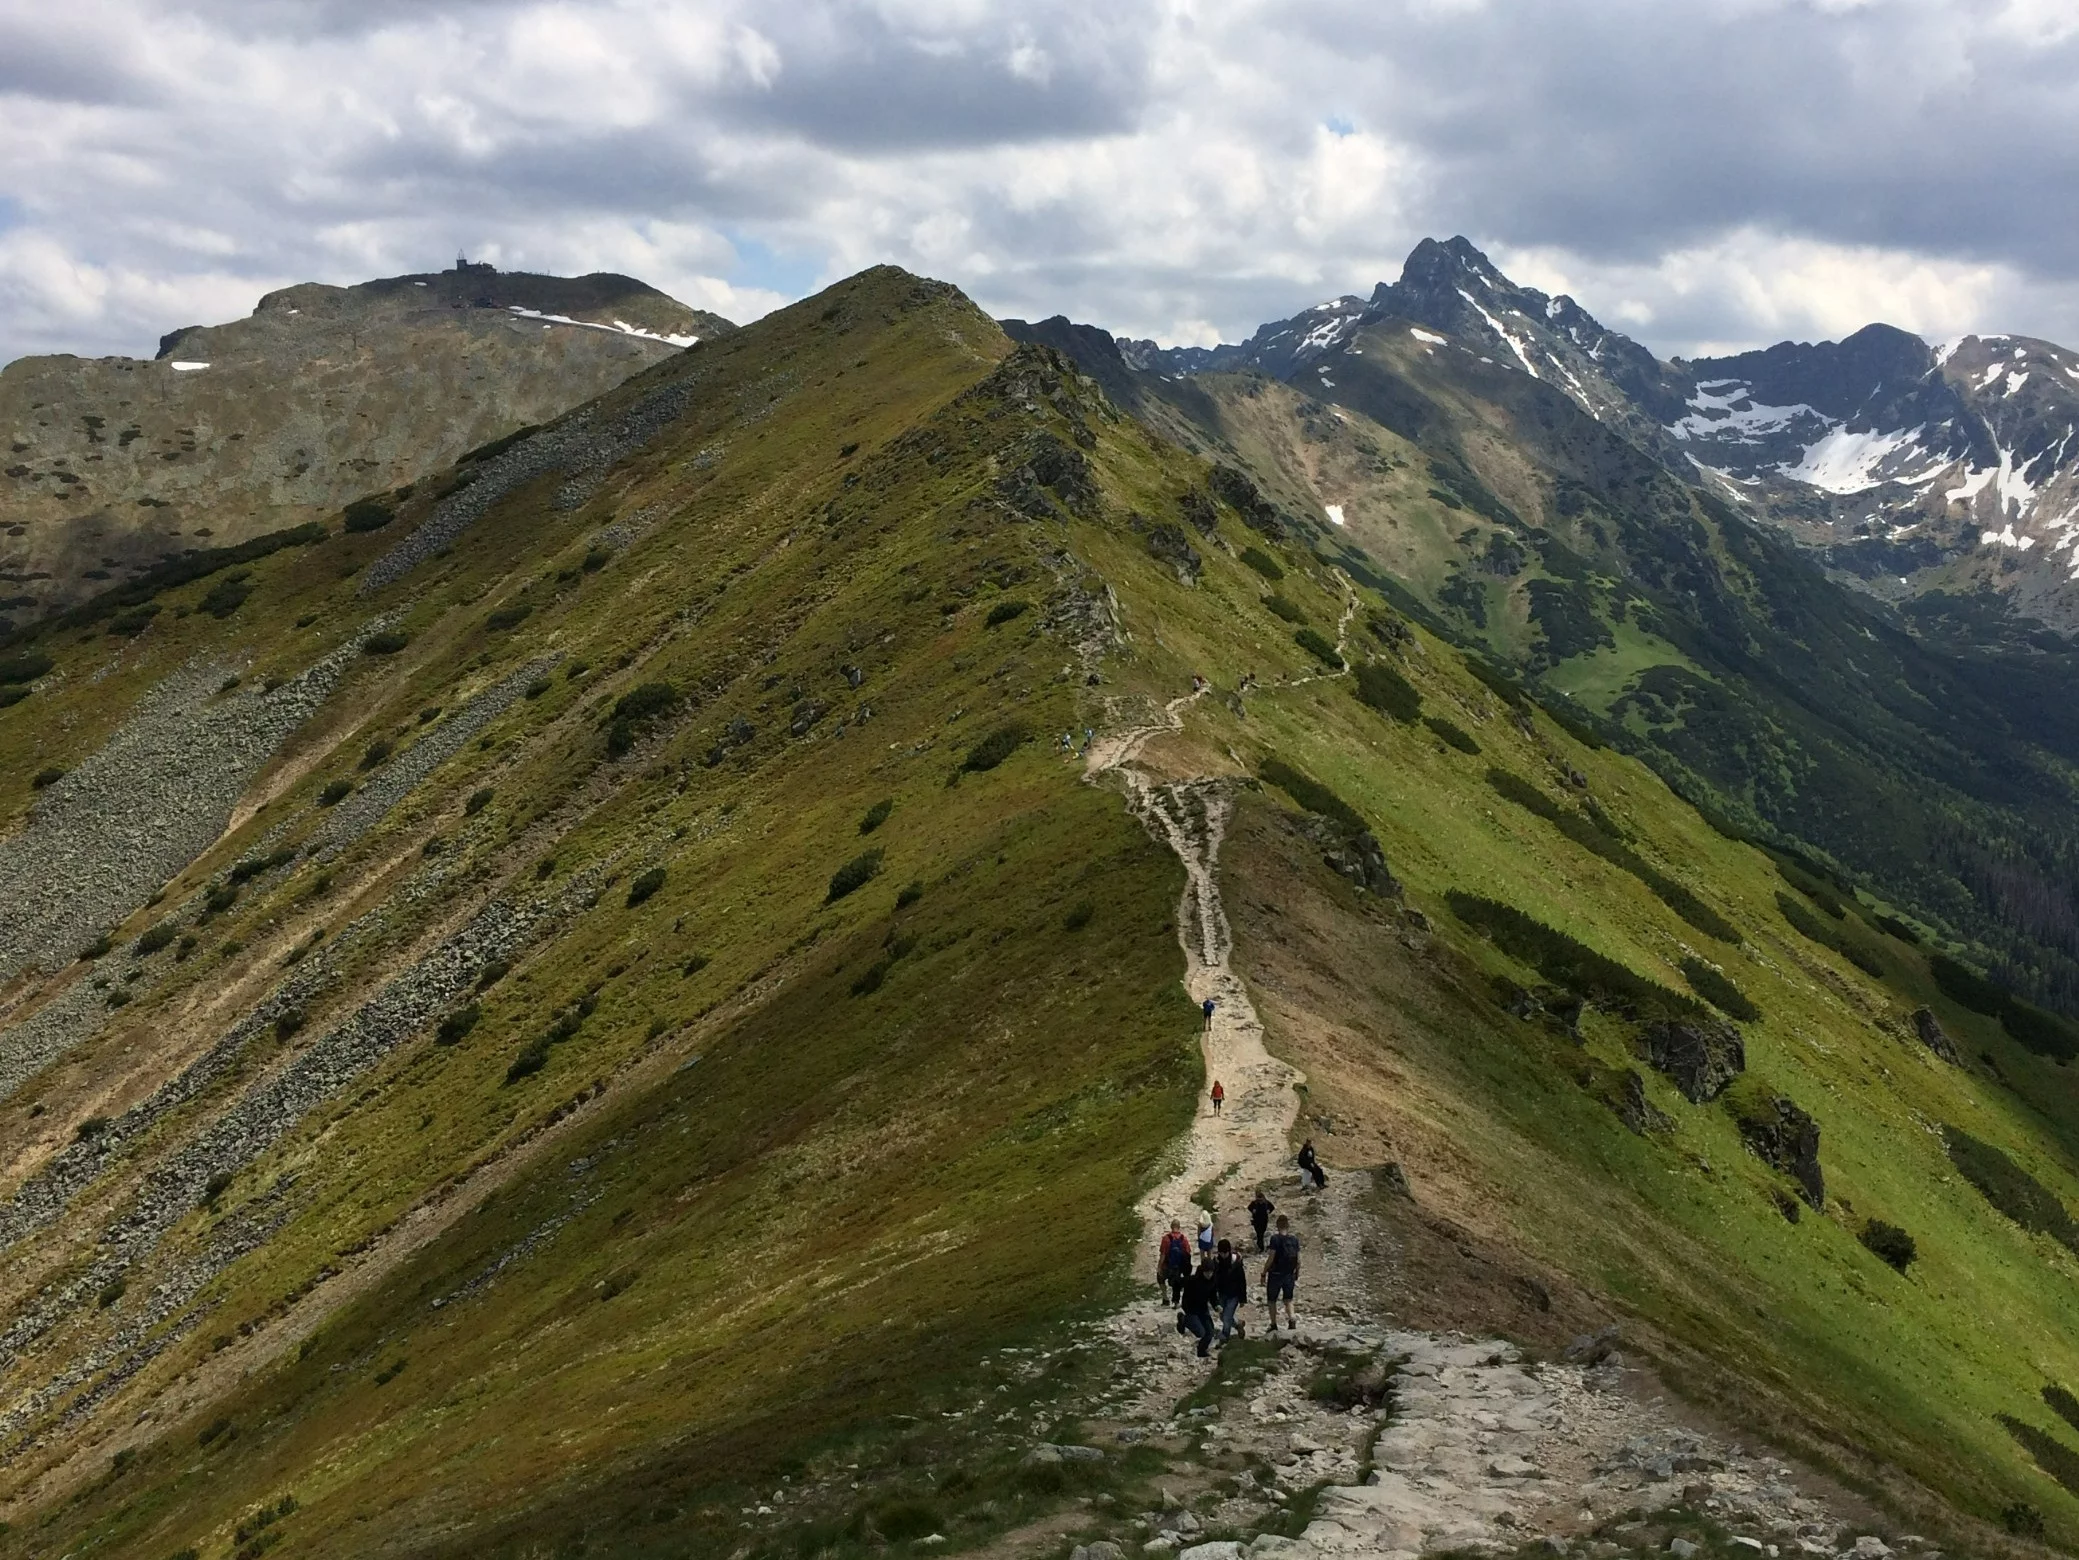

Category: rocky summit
[5, 256, 2079, 1560]
[0, 260, 733, 630]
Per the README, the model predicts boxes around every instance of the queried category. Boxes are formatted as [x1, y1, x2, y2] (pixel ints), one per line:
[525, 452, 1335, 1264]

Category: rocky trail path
[1071, 619, 1895, 1560]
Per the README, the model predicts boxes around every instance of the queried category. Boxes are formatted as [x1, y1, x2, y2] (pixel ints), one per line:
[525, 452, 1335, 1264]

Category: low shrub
[1874, 913, 1920, 943]
[0, 650, 55, 684]
[464, 787, 494, 816]
[274, 1009, 304, 1042]
[317, 779, 351, 807]
[362, 630, 408, 655]
[1465, 657, 1529, 710]
[2003, 1502, 2047, 1538]
[1999, 1416, 2079, 1499]
[614, 682, 680, 723]
[581, 546, 612, 573]
[459, 424, 539, 464]
[2044, 1383, 2079, 1436]
[1263, 594, 1307, 624]
[75, 1115, 109, 1140]
[1777, 892, 1883, 976]
[626, 867, 667, 907]
[98, 1278, 126, 1308]
[505, 1040, 550, 1083]
[985, 599, 1031, 628]
[1258, 757, 1365, 831]
[962, 723, 1028, 773]
[1946, 1126, 2079, 1255]
[358, 738, 393, 770]
[342, 498, 395, 533]
[1858, 1219, 1917, 1271]
[681, 954, 710, 978]
[77, 934, 113, 960]
[895, 880, 924, 909]
[1680, 957, 1760, 1021]
[201, 1170, 233, 1209]
[135, 924, 177, 956]
[826, 850, 884, 904]
[30, 765, 64, 789]
[1424, 716, 1480, 754]
[199, 575, 252, 618]
[1240, 547, 1284, 580]
[436, 1005, 481, 1046]
[476, 957, 512, 989]
[1353, 662, 1421, 724]
[107, 604, 159, 637]
[484, 603, 532, 631]
[1777, 859, 1846, 918]
[1293, 627, 1344, 668]
[1063, 899, 1094, 931]
[524, 677, 551, 699]
[1446, 891, 1698, 1019]
[859, 798, 893, 834]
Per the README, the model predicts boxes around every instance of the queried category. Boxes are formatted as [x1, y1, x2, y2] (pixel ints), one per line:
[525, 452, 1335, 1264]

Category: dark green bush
[1464, 658, 1529, 710]
[1446, 891, 1698, 1019]
[1874, 913, 1920, 944]
[962, 723, 1028, 773]
[1682, 957, 1760, 1021]
[1946, 1127, 2079, 1254]
[2000, 1416, 2079, 1499]
[0, 650, 54, 684]
[1063, 900, 1094, 931]
[626, 867, 667, 907]
[436, 1005, 481, 1046]
[1777, 859, 1846, 918]
[317, 779, 351, 807]
[681, 954, 710, 978]
[30, 765, 63, 789]
[1353, 661, 1421, 724]
[135, 924, 177, 956]
[826, 849, 884, 904]
[362, 630, 408, 655]
[614, 682, 679, 723]
[1424, 716, 1480, 754]
[1777, 892, 1883, 976]
[477, 957, 513, 990]
[2001, 998, 2079, 1062]
[581, 546, 612, 573]
[2003, 1501, 2047, 1538]
[464, 787, 494, 817]
[1259, 757, 1365, 831]
[484, 603, 532, 631]
[1240, 547, 1284, 580]
[98, 1278, 126, 1308]
[1263, 594, 1306, 624]
[459, 424, 539, 464]
[505, 1040, 550, 1083]
[199, 575, 252, 618]
[895, 880, 924, 910]
[1859, 1219, 1916, 1271]
[201, 1170, 233, 1209]
[77, 933, 113, 961]
[342, 498, 395, 533]
[524, 678, 551, 699]
[1294, 627, 1344, 669]
[274, 1009, 304, 1041]
[985, 599, 1031, 628]
[0, 685, 29, 708]
[872, 1502, 945, 1543]
[358, 738, 392, 771]
[107, 604, 160, 637]
[2044, 1384, 2079, 1436]
[851, 958, 893, 996]
[859, 798, 893, 834]
[74, 1115, 109, 1140]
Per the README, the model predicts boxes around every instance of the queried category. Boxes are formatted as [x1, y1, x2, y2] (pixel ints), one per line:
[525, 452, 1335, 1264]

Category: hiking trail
[1073, 600, 1881, 1559]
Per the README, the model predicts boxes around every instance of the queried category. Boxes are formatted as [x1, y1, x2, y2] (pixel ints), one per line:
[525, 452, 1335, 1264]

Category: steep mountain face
[0, 263, 733, 631]
[15, 263, 2079, 1558]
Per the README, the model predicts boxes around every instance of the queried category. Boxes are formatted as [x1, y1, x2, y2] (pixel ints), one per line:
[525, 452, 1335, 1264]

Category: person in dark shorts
[1262, 1214, 1300, 1331]
[1214, 1238, 1249, 1343]
[1177, 1255, 1218, 1358]
[1157, 1219, 1192, 1305]
[1248, 1190, 1275, 1251]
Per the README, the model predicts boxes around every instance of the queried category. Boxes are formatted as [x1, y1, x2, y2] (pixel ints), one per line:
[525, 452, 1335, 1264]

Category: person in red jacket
[1210, 1079, 1225, 1115]
[1155, 1219, 1192, 1305]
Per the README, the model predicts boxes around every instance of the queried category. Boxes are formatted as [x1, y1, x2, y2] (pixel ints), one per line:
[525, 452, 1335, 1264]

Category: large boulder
[1733, 1091, 1824, 1208]
[1636, 1018, 1745, 1103]
[1911, 1006, 1962, 1065]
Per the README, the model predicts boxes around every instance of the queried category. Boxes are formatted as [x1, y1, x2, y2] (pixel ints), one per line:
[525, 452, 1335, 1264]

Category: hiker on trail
[1248, 1190, 1275, 1252]
[1157, 1219, 1192, 1305]
[1263, 1214, 1301, 1332]
[1202, 997, 1217, 1032]
[1296, 1139, 1326, 1190]
[1176, 1255, 1218, 1359]
[1197, 1215, 1216, 1260]
[1215, 1238, 1249, 1344]
[1210, 1079, 1225, 1115]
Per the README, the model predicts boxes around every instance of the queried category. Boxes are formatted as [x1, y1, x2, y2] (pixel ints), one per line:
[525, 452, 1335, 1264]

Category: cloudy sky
[3, 0, 2077, 366]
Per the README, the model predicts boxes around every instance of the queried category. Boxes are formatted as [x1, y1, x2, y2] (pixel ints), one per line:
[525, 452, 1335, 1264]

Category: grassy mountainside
[11, 265, 2079, 1554]
[1, 265, 733, 628]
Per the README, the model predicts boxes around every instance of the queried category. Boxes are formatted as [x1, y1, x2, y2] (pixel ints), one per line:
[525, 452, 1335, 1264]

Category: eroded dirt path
[1079, 638, 1880, 1559]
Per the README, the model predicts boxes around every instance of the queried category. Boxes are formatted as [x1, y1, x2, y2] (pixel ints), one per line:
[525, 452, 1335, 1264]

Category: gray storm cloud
[1, 0, 2076, 364]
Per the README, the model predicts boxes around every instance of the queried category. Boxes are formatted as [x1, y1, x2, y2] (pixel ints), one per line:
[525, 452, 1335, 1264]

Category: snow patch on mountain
[1780, 426, 1950, 494]
[509, 306, 698, 349]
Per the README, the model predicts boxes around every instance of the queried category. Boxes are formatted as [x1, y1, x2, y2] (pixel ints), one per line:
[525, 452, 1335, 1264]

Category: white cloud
[3, 0, 2079, 364]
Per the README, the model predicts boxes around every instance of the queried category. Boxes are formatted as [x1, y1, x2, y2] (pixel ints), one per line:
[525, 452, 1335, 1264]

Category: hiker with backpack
[1176, 1255, 1218, 1359]
[1215, 1238, 1249, 1343]
[1156, 1219, 1192, 1305]
[1263, 1214, 1301, 1332]
[1202, 997, 1217, 1032]
[1248, 1189, 1275, 1252]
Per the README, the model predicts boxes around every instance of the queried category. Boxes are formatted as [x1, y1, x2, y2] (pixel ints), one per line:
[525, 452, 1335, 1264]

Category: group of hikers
[1156, 1181, 1310, 1359]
